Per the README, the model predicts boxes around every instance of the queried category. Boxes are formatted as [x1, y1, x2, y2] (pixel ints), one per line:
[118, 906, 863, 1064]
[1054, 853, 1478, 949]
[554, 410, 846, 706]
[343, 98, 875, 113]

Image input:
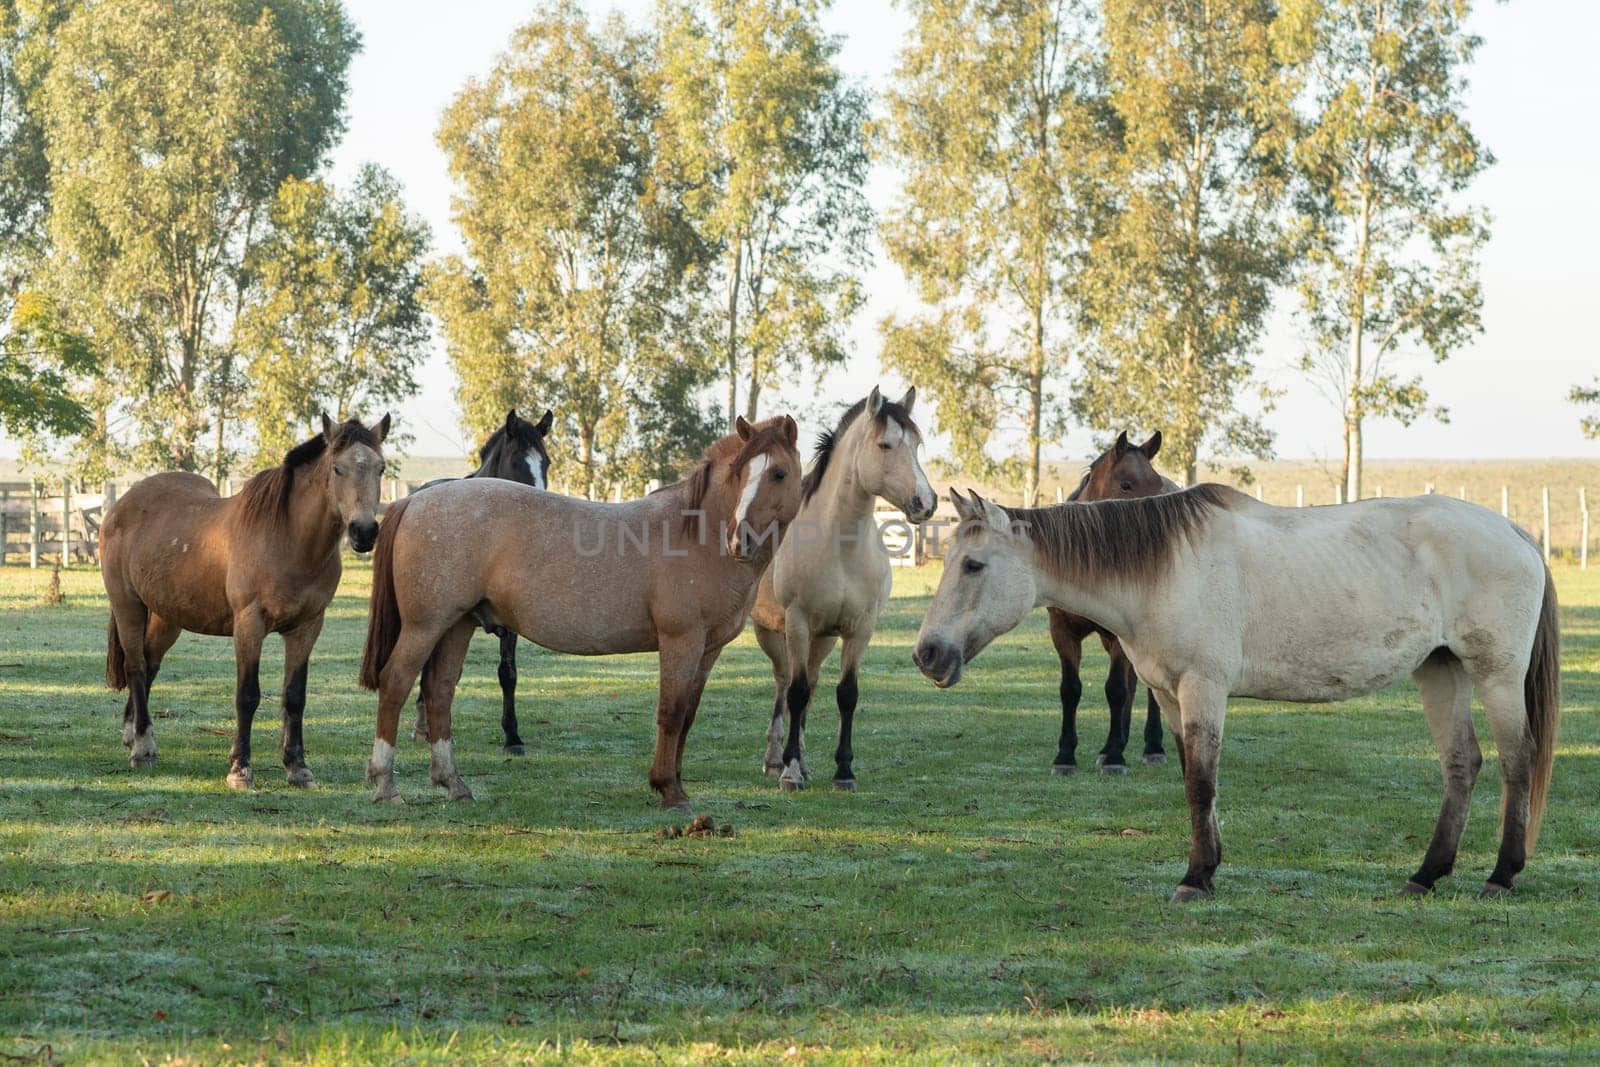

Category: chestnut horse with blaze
[360, 415, 803, 809]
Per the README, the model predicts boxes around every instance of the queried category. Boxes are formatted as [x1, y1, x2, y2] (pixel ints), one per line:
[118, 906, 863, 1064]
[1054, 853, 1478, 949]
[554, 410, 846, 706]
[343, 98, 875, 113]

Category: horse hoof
[502, 743, 526, 757]
[1479, 881, 1513, 899]
[1142, 753, 1167, 765]
[1398, 880, 1432, 897]
[412, 728, 429, 743]
[446, 780, 475, 802]
[1051, 763, 1076, 776]
[374, 790, 405, 805]
[285, 766, 316, 788]
[1171, 884, 1211, 903]
[779, 775, 806, 793]
[662, 799, 693, 813]
[763, 763, 783, 777]
[1099, 763, 1130, 776]
[833, 778, 857, 792]
[129, 753, 158, 769]
[226, 767, 254, 791]
[121, 722, 137, 747]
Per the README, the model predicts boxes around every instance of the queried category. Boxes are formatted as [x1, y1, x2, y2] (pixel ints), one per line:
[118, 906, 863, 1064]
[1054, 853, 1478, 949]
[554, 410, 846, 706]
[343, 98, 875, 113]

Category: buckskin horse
[360, 415, 803, 809]
[100, 414, 390, 789]
[914, 486, 1559, 900]
[412, 407, 555, 755]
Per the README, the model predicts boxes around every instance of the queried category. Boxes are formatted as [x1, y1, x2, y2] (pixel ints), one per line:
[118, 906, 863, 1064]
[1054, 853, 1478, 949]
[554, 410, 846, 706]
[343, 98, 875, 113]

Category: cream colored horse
[915, 486, 1560, 901]
[751, 387, 935, 791]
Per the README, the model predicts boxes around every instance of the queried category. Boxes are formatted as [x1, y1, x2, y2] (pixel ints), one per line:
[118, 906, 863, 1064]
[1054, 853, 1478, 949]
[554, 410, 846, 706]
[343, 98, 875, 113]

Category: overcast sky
[13, 0, 1596, 465]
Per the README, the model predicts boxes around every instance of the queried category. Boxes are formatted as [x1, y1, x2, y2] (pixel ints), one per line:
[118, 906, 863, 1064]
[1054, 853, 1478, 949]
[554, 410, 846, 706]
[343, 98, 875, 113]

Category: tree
[430, 2, 712, 499]
[33, 0, 358, 475]
[1294, 0, 1489, 501]
[1569, 382, 1600, 441]
[882, 0, 1115, 505]
[1075, 0, 1305, 485]
[655, 0, 871, 422]
[0, 290, 94, 439]
[237, 165, 429, 463]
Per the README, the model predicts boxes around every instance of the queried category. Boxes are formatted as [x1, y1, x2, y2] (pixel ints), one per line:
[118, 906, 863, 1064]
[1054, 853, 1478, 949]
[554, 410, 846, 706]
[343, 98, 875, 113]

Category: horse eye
[1120, 481, 1134, 492]
[333, 465, 346, 477]
[878, 441, 893, 452]
[773, 468, 787, 481]
[962, 558, 986, 575]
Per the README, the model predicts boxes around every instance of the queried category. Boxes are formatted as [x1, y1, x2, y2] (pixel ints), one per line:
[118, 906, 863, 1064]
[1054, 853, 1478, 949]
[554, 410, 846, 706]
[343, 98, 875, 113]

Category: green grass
[2, 562, 1598, 1064]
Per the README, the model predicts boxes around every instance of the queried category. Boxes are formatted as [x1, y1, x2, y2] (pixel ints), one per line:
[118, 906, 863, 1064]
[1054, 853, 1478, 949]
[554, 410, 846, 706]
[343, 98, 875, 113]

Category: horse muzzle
[902, 492, 937, 524]
[347, 520, 379, 554]
[913, 639, 964, 689]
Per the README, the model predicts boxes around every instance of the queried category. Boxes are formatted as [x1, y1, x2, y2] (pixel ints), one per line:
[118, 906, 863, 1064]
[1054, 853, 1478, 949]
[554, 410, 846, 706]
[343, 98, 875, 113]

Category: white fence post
[1542, 486, 1551, 562]
[1255, 484, 1263, 501]
[1056, 486, 1064, 504]
[1501, 486, 1509, 518]
[1375, 484, 1383, 498]
[1296, 484, 1304, 508]
[61, 479, 72, 563]
[29, 478, 40, 569]
[1581, 488, 1590, 571]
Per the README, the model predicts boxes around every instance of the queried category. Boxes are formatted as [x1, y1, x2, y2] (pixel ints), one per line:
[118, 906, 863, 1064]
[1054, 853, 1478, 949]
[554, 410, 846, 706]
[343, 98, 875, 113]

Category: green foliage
[1293, 0, 1489, 498]
[1075, 0, 1303, 485]
[430, 1, 715, 498]
[31, 0, 358, 474]
[656, 0, 871, 421]
[882, 0, 1116, 504]
[0, 288, 94, 439]
[238, 165, 429, 465]
[0, 0, 58, 260]
[1569, 381, 1600, 441]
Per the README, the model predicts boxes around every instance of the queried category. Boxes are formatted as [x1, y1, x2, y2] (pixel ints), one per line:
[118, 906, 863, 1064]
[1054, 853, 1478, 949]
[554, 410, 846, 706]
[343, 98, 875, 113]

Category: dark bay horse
[412, 408, 554, 755]
[100, 415, 389, 788]
[1048, 431, 1178, 774]
[360, 416, 803, 809]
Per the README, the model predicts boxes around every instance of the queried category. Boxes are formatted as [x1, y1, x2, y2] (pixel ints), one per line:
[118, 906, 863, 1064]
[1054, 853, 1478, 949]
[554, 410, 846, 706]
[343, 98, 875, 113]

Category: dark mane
[235, 420, 382, 530]
[1003, 483, 1236, 589]
[801, 396, 920, 503]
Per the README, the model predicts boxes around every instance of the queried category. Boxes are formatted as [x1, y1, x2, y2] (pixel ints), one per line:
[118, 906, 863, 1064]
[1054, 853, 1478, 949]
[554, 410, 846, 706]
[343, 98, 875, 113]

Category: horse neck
[1025, 537, 1144, 640]
[468, 442, 499, 479]
[811, 422, 877, 530]
[285, 461, 343, 562]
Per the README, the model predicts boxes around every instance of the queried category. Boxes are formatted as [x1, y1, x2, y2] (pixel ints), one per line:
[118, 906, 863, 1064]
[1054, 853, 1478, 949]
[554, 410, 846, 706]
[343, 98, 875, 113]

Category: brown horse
[1047, 431, 1178, 774]
[100, 415, 389, 788]
[412, 407, 555, 755]
[360, 415, 803, 809]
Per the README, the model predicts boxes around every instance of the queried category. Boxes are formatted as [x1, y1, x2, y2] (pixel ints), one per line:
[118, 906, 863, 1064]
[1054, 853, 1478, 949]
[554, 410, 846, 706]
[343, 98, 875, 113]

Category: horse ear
[536, 409, 554, 435]
[320, 412, 334, 440]
[505, 409, 519, 433]
[1113, 430, 1130, 458]
[949, 487, 972, 522]
[897, 385, 916, 413]
[374, 413, 392, 444]
[866, 386, 883, 416]
[781, 414, 798, 446]
[973, 491, 1009, 531]
[1141, 430, 1162, 459]
[734, 415, 753, 441]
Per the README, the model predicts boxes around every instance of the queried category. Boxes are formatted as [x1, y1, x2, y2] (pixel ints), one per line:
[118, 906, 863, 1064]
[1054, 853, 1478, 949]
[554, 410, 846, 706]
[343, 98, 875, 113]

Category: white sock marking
[371, 737, 395, 772]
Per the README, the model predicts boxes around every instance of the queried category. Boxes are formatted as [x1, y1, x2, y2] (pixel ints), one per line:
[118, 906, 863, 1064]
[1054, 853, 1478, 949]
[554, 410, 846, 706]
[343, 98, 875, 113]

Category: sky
[15, 0, 1597, 465]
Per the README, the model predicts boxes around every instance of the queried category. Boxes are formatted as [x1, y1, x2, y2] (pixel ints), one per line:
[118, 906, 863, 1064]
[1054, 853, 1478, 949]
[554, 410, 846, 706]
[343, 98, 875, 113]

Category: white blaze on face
[525, 452, 546, 491]
[732, 453, 770, 535]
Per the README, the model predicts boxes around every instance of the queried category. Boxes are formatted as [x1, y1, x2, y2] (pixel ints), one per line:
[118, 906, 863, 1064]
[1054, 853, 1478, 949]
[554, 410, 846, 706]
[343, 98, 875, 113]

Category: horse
[1047, 431, 1178, 775]
[99, 414, 390, 789]
[411, 407, 555, 755]
[751, 386, 935, 792]
[914, 486, 1559, 900]
[359, 415, 803, 809]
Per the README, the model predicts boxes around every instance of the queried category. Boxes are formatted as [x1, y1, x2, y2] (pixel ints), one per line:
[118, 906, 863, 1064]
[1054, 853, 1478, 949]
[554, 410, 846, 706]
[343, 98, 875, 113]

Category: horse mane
[1004, 483, 1236, 589]
[235, 420, 382, 530]
[1066, 465, 1093, 502]
[801, 396, 921, 504]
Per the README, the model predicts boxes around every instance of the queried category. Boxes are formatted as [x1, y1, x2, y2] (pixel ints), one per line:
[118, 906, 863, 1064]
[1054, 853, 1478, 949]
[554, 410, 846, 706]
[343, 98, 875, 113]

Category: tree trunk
[744, 374, 761, 423]
[724, 239, 742, 426]
[579, 423, 597, 501]
[1025, 301, 1045, 507]
[1345, 184, 1372, 504]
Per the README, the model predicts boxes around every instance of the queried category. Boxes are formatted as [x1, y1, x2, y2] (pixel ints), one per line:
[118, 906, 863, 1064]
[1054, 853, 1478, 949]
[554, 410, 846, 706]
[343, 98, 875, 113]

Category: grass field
[2, 561, 1598, 1064]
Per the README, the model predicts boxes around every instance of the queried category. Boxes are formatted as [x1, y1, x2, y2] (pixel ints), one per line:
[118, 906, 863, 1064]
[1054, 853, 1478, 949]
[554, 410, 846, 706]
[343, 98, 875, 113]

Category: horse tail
[105, 616, 128, 691]
[1521, 564, 1561, 853]
[360, 496, 410, 692]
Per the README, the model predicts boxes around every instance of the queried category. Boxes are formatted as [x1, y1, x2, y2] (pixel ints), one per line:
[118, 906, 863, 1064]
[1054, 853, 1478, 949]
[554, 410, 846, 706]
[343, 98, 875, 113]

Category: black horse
[413, 408, 554, 754]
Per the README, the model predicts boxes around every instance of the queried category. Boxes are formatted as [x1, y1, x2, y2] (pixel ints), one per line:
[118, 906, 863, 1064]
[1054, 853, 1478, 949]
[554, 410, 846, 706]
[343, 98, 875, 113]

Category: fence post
[1056, 486, 1064, 504]
[1458, 485, 1466, 500]
[1501, 485, 1509, 518]
[1255, 484, 1262, 501]
[61, 478, 72, 564]
[1375, 484, 1383, 498]
[1541, 486, 1551, 562]
[1581, 488, 1590, 571]
[1296, 484, 1304, 508]
[1425, 483, 1434, 495]
[29, 478, 40, 569]
[0, 487, 8, 565]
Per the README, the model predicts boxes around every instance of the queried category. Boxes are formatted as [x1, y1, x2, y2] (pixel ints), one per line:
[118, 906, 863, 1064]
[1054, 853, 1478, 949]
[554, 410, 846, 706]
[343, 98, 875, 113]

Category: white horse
[914, 485, 1560, 900]
[751, 386, 936, 791]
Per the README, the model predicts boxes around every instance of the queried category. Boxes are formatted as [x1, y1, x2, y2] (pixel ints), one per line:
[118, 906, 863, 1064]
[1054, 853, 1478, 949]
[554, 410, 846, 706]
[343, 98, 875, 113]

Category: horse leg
[226, 607, 268, 790]
[423, 618, 478, 801]
[1142, 688, 1167, 764]
[1048, 609, 1084, 775]
[833, 628, 872, 791]
[1097, 637, 1134, 774]
[368, 627, 443, 804]
[755, 622, 789, 775]
[777, 615, 816, 792]
[412, 663, 431, 743]
[1478, 676, 1537, 897]
[672, 646, 722, 783]
[124, 613, 180, 755]
[649, 632, 708, 811]
[112, 601, 157, 767]
[278, 615, 323, 788]
[1172, 676, 1227, 901]
[497, 628, 526, 755]
[799, 636, 835, 782]
[1401, 651, 1479, 895]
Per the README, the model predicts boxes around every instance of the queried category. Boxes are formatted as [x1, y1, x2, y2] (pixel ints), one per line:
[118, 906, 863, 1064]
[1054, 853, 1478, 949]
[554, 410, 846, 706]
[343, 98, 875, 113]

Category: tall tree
[1568, 382, 1600, 441]
[1294, 0, 1489, 501]
[1076, 0, 1305, 485]
[655, 0, 871, 422]
[33, 0, 357, 475]
[430, 2, 712, 499]
[882, 0, 1115, 505]
[237, 165, 429, 463]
